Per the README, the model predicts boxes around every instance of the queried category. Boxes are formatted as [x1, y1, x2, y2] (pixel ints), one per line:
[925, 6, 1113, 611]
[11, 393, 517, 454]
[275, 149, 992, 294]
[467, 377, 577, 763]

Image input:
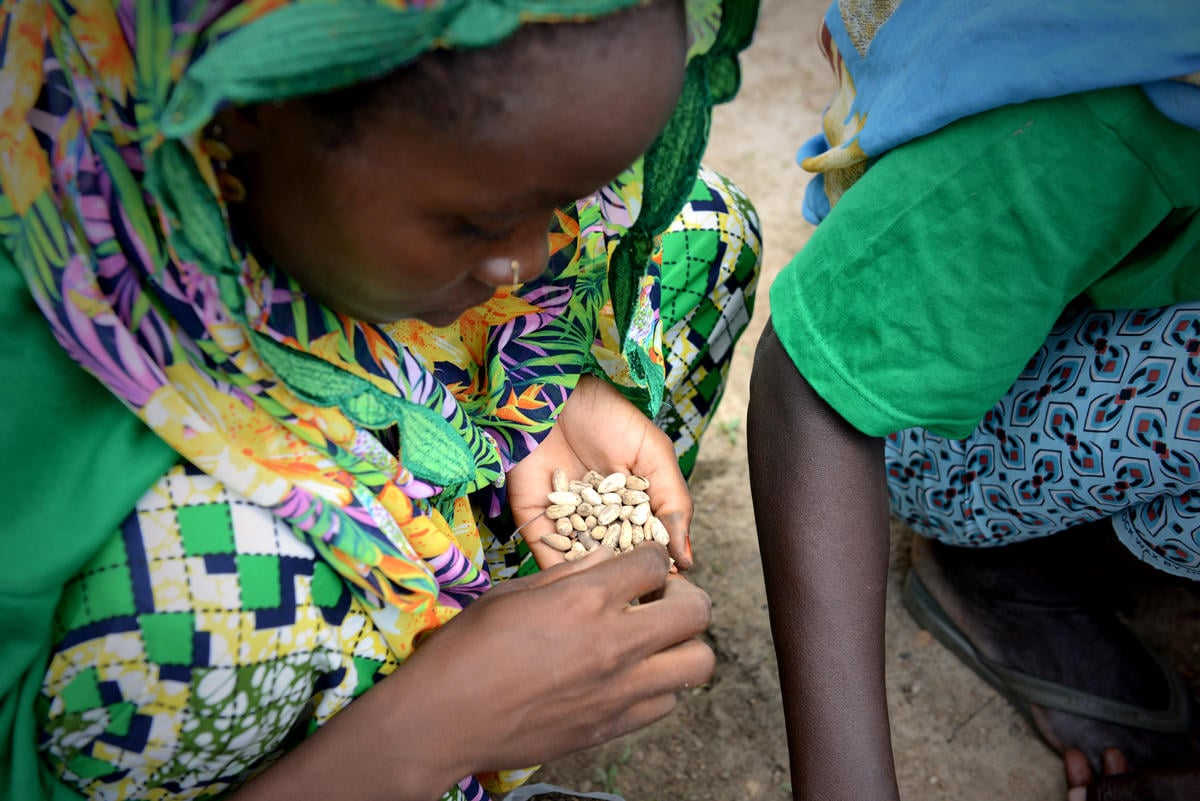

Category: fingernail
[684, 533, 693, 564]
[1067, 788, 1086, 801]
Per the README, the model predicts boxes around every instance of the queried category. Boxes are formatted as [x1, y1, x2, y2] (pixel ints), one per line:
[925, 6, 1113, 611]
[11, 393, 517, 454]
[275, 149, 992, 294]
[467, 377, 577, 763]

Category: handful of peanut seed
[539, 468, 671, 561]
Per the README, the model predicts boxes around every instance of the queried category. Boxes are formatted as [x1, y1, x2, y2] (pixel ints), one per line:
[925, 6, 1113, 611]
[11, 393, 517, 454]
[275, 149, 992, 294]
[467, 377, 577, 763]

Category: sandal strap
[979, 648, 1192, 734]
[904, 570, 1194, 735]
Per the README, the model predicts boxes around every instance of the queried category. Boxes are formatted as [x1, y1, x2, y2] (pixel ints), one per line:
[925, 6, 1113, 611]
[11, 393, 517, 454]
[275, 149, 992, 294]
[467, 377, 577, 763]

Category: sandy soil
[537, 1, 1200, 798]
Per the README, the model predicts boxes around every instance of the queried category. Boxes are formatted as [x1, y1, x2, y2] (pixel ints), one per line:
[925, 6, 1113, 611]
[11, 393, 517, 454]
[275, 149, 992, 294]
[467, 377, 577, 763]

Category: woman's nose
[512, 230, 551, 284]
[476, 233, 551, 288]
[476, 257, 522, 288]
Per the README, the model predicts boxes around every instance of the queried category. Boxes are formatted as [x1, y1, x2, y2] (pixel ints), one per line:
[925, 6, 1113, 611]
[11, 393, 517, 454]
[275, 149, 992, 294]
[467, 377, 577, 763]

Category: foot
[1064, 747, 1200, 801]
[909, 528, 1198, 773]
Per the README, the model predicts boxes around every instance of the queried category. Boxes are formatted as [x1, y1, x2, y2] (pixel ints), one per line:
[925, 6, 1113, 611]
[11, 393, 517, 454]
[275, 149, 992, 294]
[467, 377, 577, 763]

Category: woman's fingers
[657, 504, 693, 569]
[487, 544, 615, 597]
[568, 637, 714, 748]
[430, 542, 711, 774]
[630, 635, 716, 697]
[573, 541, 675, 605]
[588, 639, 716, 738]
[634, 443, 694, 569]
[534, 544, 711, 662]
[622, 569, 713, 651]
[533, 539, 613, 576]
[498, 542, 674, 615]
[595, 693, 680, 743]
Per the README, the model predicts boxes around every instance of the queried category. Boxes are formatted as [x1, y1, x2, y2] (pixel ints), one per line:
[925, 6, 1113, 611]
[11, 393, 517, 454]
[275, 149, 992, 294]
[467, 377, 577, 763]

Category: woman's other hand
[232, 544, 712, 801]
[507, 375, 695, 569]
[410, 544, 713, 776]
[1065, 748, 1200, 801]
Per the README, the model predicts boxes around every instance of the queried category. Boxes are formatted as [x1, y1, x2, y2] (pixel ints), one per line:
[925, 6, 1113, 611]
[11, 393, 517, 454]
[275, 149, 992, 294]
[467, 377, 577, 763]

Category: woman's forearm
[747, 321, 898, 801]
[225, 670, 461, 801]
[225, 539, 714, 801]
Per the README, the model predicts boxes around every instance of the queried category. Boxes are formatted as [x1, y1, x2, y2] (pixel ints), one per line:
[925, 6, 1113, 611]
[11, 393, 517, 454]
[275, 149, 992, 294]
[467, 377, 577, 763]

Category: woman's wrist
[228, 664, 468, 801]
[349, 660, 474, 801]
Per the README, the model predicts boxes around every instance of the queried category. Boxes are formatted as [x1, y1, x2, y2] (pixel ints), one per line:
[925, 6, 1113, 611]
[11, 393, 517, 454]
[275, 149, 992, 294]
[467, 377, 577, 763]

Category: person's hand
[1065, 748, 1200, 801]
[506, 375, 695, 569]
[396, 544, 714, 793]
[231, 544, 713, 801]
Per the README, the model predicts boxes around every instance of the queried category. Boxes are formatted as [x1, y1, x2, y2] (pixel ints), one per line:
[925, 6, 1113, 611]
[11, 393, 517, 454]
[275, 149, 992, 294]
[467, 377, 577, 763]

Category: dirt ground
[536, 1, 1200, 799]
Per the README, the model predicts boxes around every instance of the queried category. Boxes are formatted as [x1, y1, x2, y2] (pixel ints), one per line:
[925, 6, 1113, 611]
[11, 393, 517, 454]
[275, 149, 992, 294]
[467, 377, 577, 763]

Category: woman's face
[220, 5, 687, 326]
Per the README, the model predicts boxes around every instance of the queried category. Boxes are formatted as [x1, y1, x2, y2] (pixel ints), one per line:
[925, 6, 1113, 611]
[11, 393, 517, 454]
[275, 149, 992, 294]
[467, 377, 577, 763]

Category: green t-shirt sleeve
[769, 86, 1200, 439]
[0, 251, 177, 800]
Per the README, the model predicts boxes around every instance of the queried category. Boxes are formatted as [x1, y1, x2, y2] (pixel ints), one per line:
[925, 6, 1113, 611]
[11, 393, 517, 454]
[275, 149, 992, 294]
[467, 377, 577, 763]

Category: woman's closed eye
[457, 220, 515, 243]
[454, 203, 565, 245]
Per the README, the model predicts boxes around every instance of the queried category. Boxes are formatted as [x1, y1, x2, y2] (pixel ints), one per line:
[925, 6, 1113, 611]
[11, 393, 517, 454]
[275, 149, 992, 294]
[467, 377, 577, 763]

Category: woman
[0, 1, 762, 799]
[747, 1, 1198, 800]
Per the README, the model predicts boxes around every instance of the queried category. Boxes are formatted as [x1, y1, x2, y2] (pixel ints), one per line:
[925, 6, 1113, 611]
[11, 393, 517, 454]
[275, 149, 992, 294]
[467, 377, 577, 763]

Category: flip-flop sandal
[902, 569, 1193, 747]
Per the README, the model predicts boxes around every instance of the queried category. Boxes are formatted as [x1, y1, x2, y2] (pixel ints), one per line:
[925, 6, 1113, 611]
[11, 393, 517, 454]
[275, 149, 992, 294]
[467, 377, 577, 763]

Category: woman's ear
[209, 105, 267, 155]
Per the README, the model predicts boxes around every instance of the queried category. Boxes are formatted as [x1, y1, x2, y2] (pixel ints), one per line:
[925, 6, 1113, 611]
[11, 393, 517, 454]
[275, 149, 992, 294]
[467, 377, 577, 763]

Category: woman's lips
[415, 287, 502, 327]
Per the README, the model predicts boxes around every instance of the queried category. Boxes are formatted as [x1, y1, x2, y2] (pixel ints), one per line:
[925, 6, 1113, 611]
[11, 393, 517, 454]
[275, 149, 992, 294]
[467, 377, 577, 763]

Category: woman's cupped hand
[506, 374, 695, 569]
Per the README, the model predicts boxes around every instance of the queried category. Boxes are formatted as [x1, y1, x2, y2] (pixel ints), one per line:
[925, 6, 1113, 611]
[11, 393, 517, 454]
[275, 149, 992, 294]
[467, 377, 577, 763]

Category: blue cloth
[800, 0, 1200, 224]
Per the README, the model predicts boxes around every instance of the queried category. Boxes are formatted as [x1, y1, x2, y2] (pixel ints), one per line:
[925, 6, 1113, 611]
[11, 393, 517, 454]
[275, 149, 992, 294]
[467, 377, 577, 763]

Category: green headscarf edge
[605, 0, 759, 412]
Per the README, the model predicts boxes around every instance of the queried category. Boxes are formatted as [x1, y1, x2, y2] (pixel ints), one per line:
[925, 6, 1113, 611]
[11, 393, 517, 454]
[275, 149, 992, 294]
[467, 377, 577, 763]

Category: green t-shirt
[770, 86, 1200, 439]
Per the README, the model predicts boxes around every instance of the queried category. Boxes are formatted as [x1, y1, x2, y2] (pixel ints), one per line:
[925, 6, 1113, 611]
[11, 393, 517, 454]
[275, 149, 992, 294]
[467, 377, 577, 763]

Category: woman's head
[212, 0, 687, 325]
